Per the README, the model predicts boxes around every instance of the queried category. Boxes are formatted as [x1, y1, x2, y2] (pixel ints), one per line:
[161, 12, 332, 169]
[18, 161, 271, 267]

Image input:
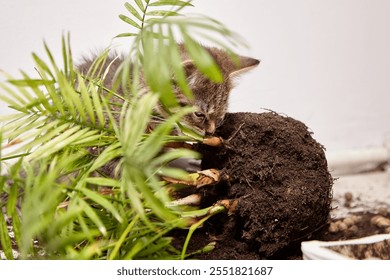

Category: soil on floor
[328, 238, 390, 260]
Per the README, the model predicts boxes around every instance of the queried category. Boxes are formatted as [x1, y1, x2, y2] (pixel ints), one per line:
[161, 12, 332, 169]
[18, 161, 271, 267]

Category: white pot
[301, 234, 390, 260]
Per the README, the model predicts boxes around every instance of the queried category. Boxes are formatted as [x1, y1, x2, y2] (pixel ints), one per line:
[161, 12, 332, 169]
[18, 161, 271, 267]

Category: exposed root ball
[198, 112, 333, 258]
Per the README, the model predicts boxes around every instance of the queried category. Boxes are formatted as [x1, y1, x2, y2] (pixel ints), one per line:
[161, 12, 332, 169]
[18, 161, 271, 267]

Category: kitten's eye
[194, 111, 205, 120]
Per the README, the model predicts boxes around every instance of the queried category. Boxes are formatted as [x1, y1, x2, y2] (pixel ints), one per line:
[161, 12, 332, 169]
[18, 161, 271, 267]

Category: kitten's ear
[181, 59, 197, 77]
[229, 56, 260, 78]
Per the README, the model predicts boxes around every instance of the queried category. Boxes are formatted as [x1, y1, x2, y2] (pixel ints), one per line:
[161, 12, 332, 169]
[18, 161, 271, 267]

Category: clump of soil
[190, 112, 334, 259]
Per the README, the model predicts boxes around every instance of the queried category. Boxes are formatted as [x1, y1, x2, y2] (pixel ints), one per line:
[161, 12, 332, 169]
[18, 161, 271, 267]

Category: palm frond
[117, 0, 193, 37]
[0, 0, 246, 260]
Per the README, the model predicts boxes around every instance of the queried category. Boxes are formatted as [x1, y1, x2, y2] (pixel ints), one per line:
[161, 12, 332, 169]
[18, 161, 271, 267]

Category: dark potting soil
[175, 112, 334, 259]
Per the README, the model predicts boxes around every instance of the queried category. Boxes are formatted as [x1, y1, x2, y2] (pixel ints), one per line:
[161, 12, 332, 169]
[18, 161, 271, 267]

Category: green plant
[0, 0, 244, 259]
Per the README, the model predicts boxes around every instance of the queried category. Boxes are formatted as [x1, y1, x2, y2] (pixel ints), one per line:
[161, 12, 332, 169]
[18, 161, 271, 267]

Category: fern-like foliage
[117, 0, 193, 36]
[0, 0, 244, 260]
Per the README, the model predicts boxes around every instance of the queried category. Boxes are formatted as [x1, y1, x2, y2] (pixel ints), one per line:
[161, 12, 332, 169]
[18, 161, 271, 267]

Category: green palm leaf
[0, 0, 246, 260]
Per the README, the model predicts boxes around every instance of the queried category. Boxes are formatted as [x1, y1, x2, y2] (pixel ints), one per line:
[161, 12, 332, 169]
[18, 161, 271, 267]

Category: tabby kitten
[77, 44, 260, 136]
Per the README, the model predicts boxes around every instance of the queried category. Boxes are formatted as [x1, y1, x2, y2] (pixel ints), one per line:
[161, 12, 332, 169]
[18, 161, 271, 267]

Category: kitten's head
[176, 44, 260, 136]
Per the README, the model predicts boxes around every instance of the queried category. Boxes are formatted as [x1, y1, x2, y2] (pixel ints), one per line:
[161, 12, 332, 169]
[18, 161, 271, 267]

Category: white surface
[1, 0, 390, 153]
[327, 146, 390, 176]
[331, 169, 390, 219]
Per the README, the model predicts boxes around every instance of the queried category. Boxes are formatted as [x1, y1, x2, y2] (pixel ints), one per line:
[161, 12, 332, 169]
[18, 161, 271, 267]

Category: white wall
[1, 0, 389, 153]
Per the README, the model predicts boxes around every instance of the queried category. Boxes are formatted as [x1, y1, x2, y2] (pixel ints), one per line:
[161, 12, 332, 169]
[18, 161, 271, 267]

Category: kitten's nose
[206, 121, 216, 135]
